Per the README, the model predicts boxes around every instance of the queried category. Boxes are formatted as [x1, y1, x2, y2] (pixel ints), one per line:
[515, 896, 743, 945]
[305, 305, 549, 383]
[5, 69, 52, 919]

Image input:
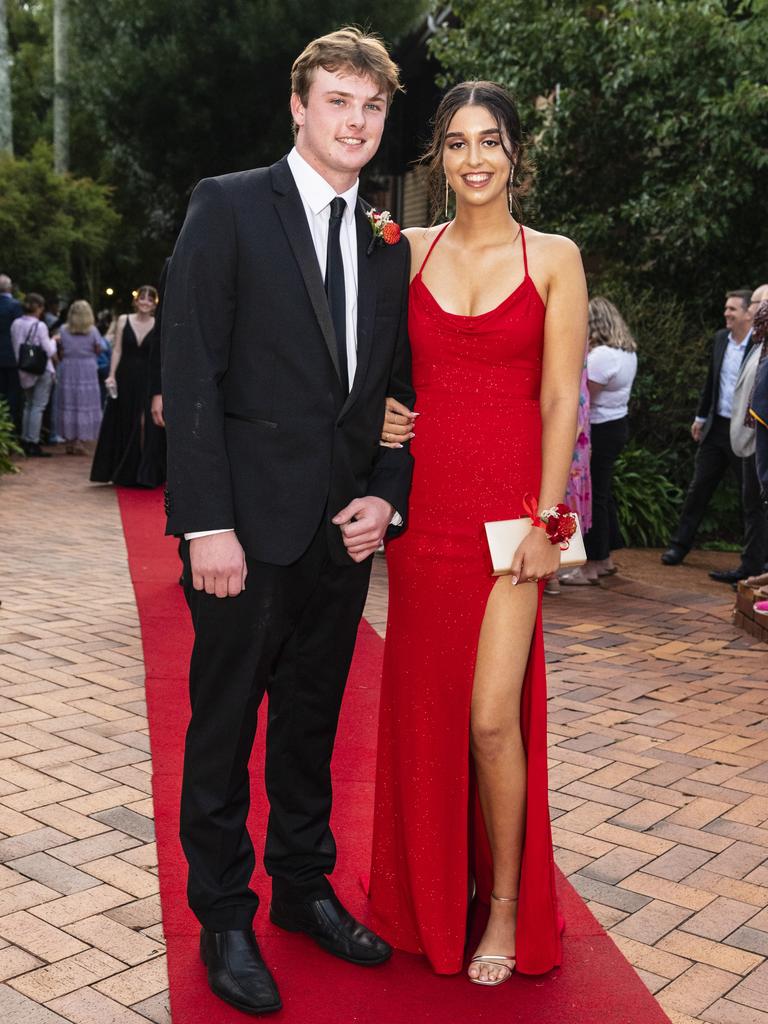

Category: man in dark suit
[0, 274, 23, 432]
[662, 290, 761, 577]
[162, 28, 414, 1014]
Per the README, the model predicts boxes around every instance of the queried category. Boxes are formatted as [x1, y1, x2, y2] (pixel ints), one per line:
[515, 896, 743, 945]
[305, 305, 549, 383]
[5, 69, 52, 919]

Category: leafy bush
[0, 399, 23, 476]
[613, 444, 683, 547]
[0, 141, 120, 299]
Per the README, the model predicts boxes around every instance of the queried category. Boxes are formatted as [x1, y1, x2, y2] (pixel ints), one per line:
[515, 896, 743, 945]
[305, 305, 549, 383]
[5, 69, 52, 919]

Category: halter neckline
[414, 222, 536, 321]
[417, 221, 528, 277]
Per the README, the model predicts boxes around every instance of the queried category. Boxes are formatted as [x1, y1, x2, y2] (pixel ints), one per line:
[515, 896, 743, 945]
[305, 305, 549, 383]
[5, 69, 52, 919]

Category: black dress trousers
[584, 416, 629, 562]
[179, 525, 372, 932]
[671, 417, 743, 557]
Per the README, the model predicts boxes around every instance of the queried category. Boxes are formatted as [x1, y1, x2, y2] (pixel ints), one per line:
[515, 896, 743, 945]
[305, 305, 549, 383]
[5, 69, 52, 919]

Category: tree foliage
[5, 1, 426, 291]
[431, 0, 768, 309]
[64, 0, 427, 283]
[0, 140, 120, 296]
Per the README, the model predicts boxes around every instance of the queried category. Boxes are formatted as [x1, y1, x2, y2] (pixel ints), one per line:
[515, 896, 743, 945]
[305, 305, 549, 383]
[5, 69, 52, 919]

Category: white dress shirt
[717, 330, 751, 418]
[695, 329, 753, 425]
[287, 147, 360, 385]
[186, 148, 399, 540]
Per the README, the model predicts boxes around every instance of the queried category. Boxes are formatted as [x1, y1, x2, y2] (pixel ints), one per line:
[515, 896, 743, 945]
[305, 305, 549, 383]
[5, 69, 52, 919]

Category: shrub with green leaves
[0, 398, 23, 477]
[613, 444, 683, 547]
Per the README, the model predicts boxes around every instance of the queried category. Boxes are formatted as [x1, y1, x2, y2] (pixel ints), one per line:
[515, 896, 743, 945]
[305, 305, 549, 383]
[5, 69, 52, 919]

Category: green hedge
[0, 399, 23, 476]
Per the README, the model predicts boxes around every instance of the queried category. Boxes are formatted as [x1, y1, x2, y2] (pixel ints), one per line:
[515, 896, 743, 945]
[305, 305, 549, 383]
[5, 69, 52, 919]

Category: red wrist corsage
[523, 495, 577, 548]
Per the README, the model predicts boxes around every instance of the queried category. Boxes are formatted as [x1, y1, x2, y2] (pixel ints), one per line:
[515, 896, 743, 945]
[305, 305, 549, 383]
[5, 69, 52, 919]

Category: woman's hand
[510, 525, 562, 585]
[105, 375, 116, 391]
[381, 396, 417, 448]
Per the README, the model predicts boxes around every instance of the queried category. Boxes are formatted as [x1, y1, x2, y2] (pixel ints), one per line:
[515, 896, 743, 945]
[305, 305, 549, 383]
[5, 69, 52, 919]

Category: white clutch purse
[484, 515, 587, 576]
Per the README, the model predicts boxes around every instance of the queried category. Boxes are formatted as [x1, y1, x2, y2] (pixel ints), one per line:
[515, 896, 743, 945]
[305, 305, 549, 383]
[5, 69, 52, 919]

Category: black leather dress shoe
[661, 546, 686, 565]
[200, 928, 281, 1015]
[709, 567, 747, 585]
[270, 891, 392, 965]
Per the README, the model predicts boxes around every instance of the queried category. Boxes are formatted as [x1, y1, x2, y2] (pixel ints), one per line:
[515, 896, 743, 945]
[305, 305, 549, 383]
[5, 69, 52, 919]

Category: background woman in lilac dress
[54, 301, 102, 455]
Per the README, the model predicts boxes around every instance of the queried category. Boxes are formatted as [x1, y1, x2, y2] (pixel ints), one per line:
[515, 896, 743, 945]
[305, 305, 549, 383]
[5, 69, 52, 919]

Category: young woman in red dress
[369, 82, 588, 986]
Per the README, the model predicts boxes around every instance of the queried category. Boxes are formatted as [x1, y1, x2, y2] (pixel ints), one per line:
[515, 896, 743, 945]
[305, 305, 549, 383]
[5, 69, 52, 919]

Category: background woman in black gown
[90, 285, 165, 487]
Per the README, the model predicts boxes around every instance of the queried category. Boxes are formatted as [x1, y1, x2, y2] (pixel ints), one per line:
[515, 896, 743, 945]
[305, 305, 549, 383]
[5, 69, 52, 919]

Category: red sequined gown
[369, 224, 561, 975]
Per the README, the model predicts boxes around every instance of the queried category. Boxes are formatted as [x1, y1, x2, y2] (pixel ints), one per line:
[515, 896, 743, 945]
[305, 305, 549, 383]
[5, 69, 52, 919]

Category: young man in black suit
[161, 28, 414, 1014]
[662, 290, 760, 576]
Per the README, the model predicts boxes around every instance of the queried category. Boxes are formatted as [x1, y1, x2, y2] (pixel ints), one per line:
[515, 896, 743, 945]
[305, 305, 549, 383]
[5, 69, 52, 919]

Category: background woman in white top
[562, 297, 638, 584]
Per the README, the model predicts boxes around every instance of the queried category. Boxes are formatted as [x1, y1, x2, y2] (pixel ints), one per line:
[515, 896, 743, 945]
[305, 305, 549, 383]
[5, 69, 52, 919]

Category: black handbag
[17, 322, 48, 376]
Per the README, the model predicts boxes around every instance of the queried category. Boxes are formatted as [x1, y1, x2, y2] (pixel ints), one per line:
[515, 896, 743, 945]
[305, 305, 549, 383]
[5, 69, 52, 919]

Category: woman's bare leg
[467, 575, 538, 983]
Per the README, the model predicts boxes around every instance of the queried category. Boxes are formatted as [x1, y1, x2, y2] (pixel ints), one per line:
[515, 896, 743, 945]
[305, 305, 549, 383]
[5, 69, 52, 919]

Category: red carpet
[118, 487, 671, 1023]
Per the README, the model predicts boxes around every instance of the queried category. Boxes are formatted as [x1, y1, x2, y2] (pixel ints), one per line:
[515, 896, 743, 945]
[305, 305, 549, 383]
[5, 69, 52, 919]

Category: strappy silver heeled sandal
[468, 893, 517, 987]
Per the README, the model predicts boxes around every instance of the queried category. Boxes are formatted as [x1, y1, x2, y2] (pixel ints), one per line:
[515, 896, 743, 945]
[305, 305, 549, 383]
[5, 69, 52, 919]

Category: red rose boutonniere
[366, 208, 401, 255]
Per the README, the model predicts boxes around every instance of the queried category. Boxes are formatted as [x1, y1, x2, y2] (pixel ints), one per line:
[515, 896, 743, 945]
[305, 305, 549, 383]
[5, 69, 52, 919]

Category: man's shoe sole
[199, 943, 282, 1015]
[269, 908, 392, 966]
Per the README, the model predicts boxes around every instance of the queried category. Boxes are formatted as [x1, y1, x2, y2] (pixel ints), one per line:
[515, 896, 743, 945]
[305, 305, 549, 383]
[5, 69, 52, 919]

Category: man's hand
[151, 394, 165, 427]
[381, 396, 417, 448]
[189, 532, 247, 597]
[691, 420, 703, 443]
[332, 496, 394, 563]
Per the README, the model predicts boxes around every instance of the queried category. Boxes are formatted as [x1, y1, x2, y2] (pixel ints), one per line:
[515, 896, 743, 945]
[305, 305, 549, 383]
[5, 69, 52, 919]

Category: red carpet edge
[118, 486, 671, 1024]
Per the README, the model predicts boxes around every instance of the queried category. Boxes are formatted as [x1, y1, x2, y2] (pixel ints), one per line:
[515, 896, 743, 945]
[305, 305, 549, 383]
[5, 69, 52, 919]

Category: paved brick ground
[368, 560, 768, 1024]
[1, 451, 767, 1024]
[0, 451, 168, 1024]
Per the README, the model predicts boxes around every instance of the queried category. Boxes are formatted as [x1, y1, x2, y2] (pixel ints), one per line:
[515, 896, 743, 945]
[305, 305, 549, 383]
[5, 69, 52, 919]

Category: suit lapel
[270, 159, 341, 381]
[341, 202, 377, 415]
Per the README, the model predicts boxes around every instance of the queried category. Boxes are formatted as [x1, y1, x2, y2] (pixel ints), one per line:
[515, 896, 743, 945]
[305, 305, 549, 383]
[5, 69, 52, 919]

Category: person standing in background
[561, 297, 636, 586]
[90, 285, 163, 486]
[546, 359, 592, 594]
[726, 284, 768, 585]
[662, 290, 760, 579]
[744, 299, 768, 589]
[0, 275, 23, 433]
[54, 300, 103, 455]
[10, 293, 56, 458]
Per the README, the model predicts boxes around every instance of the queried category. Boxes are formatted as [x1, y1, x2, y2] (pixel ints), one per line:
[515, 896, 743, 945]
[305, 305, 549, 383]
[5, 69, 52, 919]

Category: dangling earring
[508, 165, 516, 215]
[444, 176, 450, 220]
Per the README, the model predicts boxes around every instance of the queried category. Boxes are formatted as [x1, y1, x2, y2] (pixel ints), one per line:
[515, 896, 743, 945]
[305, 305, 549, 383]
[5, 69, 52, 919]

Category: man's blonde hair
[291, 26, 403, 112]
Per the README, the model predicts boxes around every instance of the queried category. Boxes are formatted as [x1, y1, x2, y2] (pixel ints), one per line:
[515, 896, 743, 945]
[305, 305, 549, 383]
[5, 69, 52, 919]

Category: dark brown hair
[726, 289, 752, 310]
[22, 292, 45, 314]
[134, 285, 158, 305]
[420, 81, 529, 222]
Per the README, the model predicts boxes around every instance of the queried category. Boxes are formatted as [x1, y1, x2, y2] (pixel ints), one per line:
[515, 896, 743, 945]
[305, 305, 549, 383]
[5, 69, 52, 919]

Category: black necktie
[325, 196, 348, 393]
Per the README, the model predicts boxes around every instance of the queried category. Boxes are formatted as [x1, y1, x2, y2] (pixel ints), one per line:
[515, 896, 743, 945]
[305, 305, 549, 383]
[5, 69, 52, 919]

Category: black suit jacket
[162, 156, 415, 566]
[696, 328, 754, 440]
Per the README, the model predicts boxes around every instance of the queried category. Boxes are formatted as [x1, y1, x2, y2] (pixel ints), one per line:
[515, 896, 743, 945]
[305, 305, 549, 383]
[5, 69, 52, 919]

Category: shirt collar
[727, 328, 752, 348]
[287, 147, 358, 222]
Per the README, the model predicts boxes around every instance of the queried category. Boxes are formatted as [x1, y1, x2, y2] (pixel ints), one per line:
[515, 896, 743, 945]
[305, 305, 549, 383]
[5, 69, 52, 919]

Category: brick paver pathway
[0, 452, 168, 1023]
[1, 453, 767, 1024]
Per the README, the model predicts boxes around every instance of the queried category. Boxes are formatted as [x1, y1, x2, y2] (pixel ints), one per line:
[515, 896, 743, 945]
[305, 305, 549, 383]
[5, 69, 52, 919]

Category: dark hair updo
[420, 81, 530, 222]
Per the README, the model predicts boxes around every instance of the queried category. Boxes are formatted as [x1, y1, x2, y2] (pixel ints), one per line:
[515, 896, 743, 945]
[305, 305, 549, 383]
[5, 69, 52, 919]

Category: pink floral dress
[565, 361, 592, 532]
